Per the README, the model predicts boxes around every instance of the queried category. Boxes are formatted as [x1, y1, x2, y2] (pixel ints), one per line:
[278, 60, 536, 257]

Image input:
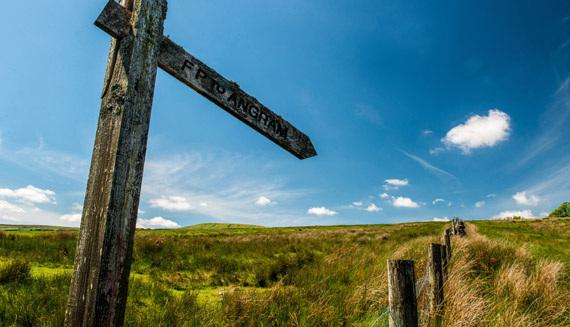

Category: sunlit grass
[1, 219, 568, 326]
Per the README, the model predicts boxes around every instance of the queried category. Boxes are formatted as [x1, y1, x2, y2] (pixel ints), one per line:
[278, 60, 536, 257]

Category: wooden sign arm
[95, 1, 317, 160]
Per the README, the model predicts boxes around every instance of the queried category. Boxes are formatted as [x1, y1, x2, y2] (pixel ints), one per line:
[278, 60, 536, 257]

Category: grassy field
[0, 219, 568, 326]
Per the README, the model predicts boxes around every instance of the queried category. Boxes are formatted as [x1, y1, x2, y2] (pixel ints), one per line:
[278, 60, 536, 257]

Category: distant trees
[549, 202, 570, 218]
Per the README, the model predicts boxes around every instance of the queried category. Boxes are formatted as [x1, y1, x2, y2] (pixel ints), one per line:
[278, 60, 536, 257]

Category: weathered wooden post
[441, 245, 448, 280]
[387, 260, 419, 327]
[443, 229, 451, 259]
[66, 0, 316, 326]
[457, 220, 466, 236]
[428, 243, 444, 326]
[65, 0, 166, 326]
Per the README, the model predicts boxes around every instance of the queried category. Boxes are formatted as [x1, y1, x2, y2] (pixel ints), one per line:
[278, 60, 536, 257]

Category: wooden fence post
[441, 245, 448, 279]
[457, 220, 466, 236]
[443, 228, 451, 259]
[387, 260, 419, 327]
[428, 243, 444, 325]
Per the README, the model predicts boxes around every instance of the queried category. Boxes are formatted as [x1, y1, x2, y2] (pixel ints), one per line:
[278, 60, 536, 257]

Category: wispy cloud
[517, 159, 570, 209]
[0, 137, 88, 181]
[513, 191, 540, 206]
[141, 151, 311, 226]
[400, 150, 460, 186]
[383, 178, 409, 190]
[354, 104, 382, 126]
[518, 78, 570, 166]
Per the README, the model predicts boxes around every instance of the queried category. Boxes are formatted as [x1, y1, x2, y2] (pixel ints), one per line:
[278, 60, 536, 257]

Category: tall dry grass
[443, 223, 570, 327]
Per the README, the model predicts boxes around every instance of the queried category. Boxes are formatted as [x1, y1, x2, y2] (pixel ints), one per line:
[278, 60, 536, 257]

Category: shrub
[0, 261, 31, 284]
[549, 202, 570, 218]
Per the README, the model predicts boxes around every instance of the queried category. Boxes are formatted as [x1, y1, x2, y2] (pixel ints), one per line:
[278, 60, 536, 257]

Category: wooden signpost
[65, 1, 316, 326]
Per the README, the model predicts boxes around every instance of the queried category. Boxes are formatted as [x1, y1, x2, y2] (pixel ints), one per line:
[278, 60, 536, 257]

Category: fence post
[443, 228, 451, 259]
[451, 219, 458, 235]
[457, 220, 466, 236]
[428, 243, 444, 325]
[387, 260, 419, 327]
[441, 245, 448, 279]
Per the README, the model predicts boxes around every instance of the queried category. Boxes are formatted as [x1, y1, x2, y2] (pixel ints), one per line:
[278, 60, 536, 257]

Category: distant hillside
[183, 223, 265, 230]
[0, 224, 77, 231]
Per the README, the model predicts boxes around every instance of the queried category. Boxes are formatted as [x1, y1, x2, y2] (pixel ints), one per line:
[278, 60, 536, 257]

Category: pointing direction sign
[95, 1, 317, 159]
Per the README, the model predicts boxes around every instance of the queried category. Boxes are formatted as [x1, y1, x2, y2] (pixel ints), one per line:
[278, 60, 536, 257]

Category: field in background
[0, 219, 568, 326]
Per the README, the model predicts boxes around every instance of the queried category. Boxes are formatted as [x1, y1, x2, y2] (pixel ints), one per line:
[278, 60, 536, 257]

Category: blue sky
[1, 0, 569, 228]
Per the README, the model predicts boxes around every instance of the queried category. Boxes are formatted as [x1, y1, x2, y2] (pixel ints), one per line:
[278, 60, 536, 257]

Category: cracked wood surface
[65, 0, 167, 326]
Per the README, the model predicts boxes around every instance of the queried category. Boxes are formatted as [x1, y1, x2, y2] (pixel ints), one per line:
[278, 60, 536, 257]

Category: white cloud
[149, 196, 192, 212]
[383, 179, 408, 190]
[365, 203, 382, 212]
[475, 201, 485, 208]
[0, 185, 56, 204]
[432, 217, 450, 222]
[513, 191, 540, 206]
[392, 197, 420, 208]
[385, 178, 409, 187]
[423, 129, 434, 135]
[137, 216, 180, 229]
[432, 198, 445, 205]
[443, 109, 511, 154]
[352, 201, 363, 207]
[307, 207, 338, 216]
[255, 196, 273, 207]
[0, 200, 25, 213]
[486, 193, 497, 198]
[493, 210, 536, 220]
[60, 213, 82, 223]
[0, 201, 71, 227]
[380, 193, 390, 200]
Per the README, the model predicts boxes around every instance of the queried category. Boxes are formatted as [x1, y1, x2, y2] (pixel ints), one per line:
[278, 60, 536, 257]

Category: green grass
[182, 223, 265, 230]
[472, 218, 570, 267]
[0, 222, 444, 326]
[0, 219, 568, 326]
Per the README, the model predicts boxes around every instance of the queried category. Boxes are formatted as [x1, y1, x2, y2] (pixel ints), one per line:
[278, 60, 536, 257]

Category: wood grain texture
[443, 228, 452, 259]
[441, 244, 448, 280]
[387, 260, 419, 327]
[65, 0, 166, 326]
[94, 1, 317, 160]
[95, 1, 132, 39]
[428, 243, 444, 326]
